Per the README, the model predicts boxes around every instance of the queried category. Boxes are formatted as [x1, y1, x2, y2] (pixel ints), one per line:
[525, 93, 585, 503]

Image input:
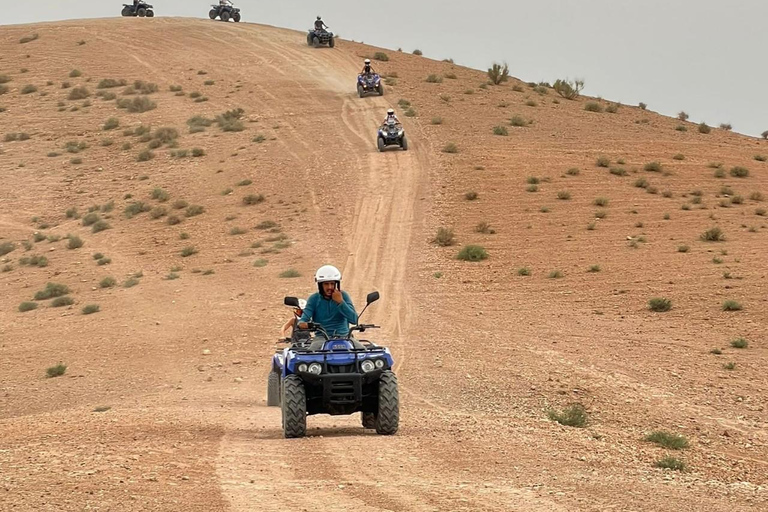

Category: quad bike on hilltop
[307, 28, 335, 48]
[377, 119, 408, 151]
[209, 4, 241, 22]
[121, 2, 155, 17]
[268, 291, 399, 438]
[357, 73, 384, 97]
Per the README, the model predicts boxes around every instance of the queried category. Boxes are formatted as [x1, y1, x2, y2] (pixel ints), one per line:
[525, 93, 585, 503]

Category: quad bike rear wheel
[146, 9, 154, 17]
[121, 6, 132, 16]
[220, 10, 230, 21]
[209, 9, 218, 19]
[267, 371, 280, 407]
[328, 36, 335, 48]
[362, 412, 376, 429]
[233, 12, 241, 22]
[377, 137, 385, 152]
[137, 8, 146, 17]
[282, 375, 307, 438]
[375, 371, 399, 435]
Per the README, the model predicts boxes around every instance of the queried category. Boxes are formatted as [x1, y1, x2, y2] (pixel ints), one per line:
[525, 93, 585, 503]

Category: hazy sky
[3, 1, 766, 137]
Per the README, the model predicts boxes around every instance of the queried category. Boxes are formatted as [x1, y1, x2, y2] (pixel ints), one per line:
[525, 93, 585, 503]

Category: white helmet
[315, 265, 341, 283]
[387, 108, 394, 115]
[364, 59, 371, 64]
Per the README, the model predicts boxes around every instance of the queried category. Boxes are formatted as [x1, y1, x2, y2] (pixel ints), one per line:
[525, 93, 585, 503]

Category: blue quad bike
[121, 2, 154, 17]
[357, 73, 384, 97]
[307, 28, 335, 48]
[377, 120, 408, 152]
[268, 291, 399, 438]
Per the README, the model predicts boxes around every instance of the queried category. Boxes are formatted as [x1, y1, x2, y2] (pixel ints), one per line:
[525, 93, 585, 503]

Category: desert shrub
[117, 96, 156, 113]
[216, 108, 245, 132]
[21, 84, 38, 94]
[426, 74, 443, 83]
[51, 296, 75, 307]
[46, 364, 68, 378]
[19, 301, 38, 312]
[34, 282, 70, 300]
[730, 166, 749, 178]
[493, 125, 508, 136]
[456, 245, 488, 262]
[181, 246, 198, 257]
[243, 194, 265, 205]
[648, 298, 672, 312]
[487, 62, 509, 85]
[0, 242, 17, 256]
[548, 404, 587, 427]
[373, 52, 389, 61]
[584, 102, 603, 112]
[731, 338, 748, 349]
[644, 161, 663, 172]
[69, 69, 82, 78]
[700, 227, 725, 241]
[638, 102, 647, 110]
[97, 78, 126, 89]
[553, 78, 584, 100]
[433, 227, 455, 247]
[151, 188, 170, 202]
[67, 235, 84, 249]
[654, 457, 685, 471]
[443, 142, 458, 154]
[185, 205, 205, 217]
[719, 123, 732, 131]
[698, 122, 711, 134]
[192, 148, 205, 157]
[722, 300, 742, 311]
[124, 201, 151, 218]
[91, 220, 110, 233]
[645, 431, 689, 450]
[137, 150, 154, 162]
[68, 86, 90, 100]
[596, 156, 610, 168]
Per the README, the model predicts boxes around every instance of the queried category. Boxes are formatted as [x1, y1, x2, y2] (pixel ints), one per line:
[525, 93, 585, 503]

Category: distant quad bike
[357, 73, 383, 97]
[307, 28, 335, 48]
[121, 2, 154, 17]
[377, 120, 408, 152]
[209, 4, 241, 22]
[269, 292, 399, 438]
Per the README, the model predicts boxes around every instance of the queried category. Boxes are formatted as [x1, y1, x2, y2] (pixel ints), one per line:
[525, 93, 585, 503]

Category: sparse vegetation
[698, 122, 711, 134]
[517, 267, 531, 276]
[21, 84, 38, 94]
[648, 298, 672, 312]
[730, 338, 748, 349]
[493, 125, 508, 136]
[100, 277, 116, 288]
[556, 191, 571, 200]
[185, 205, 205, 217]
[487, 62, 509, 85]
[433, 228, 455, 247]
[279, 269, 301, 278]
[91, 220, 110, 233]
[594, 197, 609, 207]
[46, 364, 67, 378]
[644, 162, 663, 172]
[19, 301, 38, 312]
[456, 245, 488, 262]
[722, 300, 742, 311]
[552, 78, 584, 100]
[654, 457, 686, 471]
[443, 142, 458, 154]
[700, 227, 725, 241]
[677, 245, 689, 253]
[464, 191, 478, 201]
[192, 148, 205, 157]
[425, 74, 443, 84]
[124, 201, 151, 218]
[181, 246, 198, 257]
[548, 404, 587, 428]
[117, 95, 156, 113]
[34, 282, 70, 300]
[723, 362, 736, 371]
[82, 304, 100, 315]
[98, 78, 127, 89]
[596, 156, 610, 168]
[644, 431, 689, 450]
[588, 265, 601, 273]
[584, 102, 603, 113]
[51, 296, 75, 308]
[373, 52, 389, 62]
[67, 235, 84, 249]
[730, 166, 749, 178]
[243, 194, 266, 205]
[509, 115, 528, 127]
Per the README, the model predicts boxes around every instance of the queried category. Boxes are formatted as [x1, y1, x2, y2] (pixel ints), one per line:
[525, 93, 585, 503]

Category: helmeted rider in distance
[382, 108, 400, 126]
[361, 59, 375, 76]
[297, 265, 365, 350]
[314, 16, 329, 32]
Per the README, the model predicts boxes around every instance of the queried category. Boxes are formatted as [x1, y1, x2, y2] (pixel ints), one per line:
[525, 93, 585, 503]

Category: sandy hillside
[0, 17, 767, 512]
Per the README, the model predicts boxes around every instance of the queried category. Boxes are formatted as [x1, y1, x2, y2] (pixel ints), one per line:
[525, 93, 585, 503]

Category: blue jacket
[299, 291, 357, 338]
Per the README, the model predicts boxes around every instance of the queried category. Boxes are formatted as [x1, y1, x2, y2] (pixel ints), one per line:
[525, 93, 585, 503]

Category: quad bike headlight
[361, 360, 376, 373]
[308, 363, 322, 375]
[374, 359, 385, 369]
[298, 363, 308, 373]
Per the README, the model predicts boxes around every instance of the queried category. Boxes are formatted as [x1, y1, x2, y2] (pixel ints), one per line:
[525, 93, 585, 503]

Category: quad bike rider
[121, 0, 154, 17]
[307, 16, 335, 47]
[297, 265, 365, 350]
[361, 59, 376, 76]
[209, 0, 241, 22]
[280, 298, 307, 339]
[356, 59, 384, 97]
[382, 108, 400, 126]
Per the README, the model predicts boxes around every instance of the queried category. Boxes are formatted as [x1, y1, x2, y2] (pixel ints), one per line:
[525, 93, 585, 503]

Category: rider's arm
[338, 291, 358, 325]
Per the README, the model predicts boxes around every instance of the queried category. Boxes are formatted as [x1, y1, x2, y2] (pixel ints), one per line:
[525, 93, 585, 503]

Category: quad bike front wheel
[146, 9, 154, 17]
[401, 135, 409, 151]
[377, 84, 384, 96]
[282, 375, 307, 438]
[267, 371, 280, 407]
[209, 9, 218, 19]
[328, 37, 335, 48]
[357, 85, 364, 98]
[137, 8, 146, 17]
[375, 371, 399, 435]
[220, 10, 230, 21]
[121, 6, 132, 16]
[377, 137, 385, 152]
[233, 12, 241, 22]
[312, 36, 320, 48]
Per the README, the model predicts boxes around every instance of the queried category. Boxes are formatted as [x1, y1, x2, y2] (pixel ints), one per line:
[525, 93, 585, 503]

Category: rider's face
[321, 281, 336, 297]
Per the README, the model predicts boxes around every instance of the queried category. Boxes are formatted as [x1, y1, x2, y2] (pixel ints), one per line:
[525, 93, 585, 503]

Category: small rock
[202, 349, 211, 355]
[234, 377, 243, 383]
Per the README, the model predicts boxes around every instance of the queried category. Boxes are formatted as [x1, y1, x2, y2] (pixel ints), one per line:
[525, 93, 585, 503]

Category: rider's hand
[298, 322, 309, 329]
[331, 289, 343, 304]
